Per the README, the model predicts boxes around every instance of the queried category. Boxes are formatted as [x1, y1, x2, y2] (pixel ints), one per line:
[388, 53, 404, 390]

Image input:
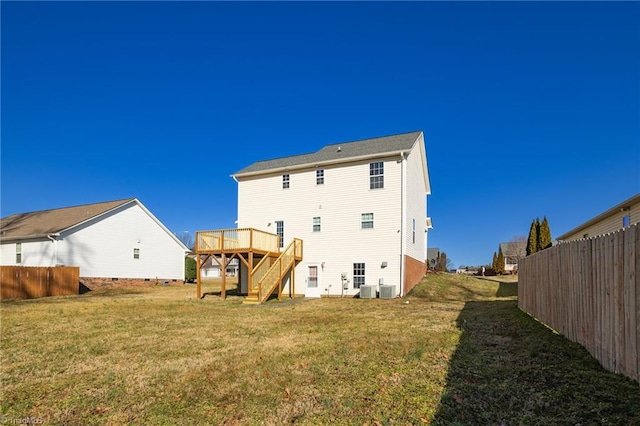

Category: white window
[133, 248, 140, 259]
[316, 169, 324, 185]
[353, 263, 365, 288]
[313, 217, 321, 232]
[412, 218, 416, 244]
[16, 243, 22, 264]
[370, 161, 384, 189]
[623, 215, 630, 227]
[361, 213, 374, 229]
[276, 221, 284, 248]
[282, 174, 290, 189]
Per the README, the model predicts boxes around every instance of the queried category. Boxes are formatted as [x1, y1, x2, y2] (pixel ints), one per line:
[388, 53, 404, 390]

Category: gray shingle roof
[0, 199, 135, 240]
[499, 242, 526, 257]
[234, 131, 423, 176]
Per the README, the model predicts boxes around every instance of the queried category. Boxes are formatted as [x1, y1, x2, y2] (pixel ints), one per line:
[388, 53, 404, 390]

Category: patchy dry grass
[1, 274, 638, 425]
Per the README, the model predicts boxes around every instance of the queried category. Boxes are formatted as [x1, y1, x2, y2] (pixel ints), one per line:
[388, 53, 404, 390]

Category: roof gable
[233, 131, 423, 177]
[0, 199, 135, 240]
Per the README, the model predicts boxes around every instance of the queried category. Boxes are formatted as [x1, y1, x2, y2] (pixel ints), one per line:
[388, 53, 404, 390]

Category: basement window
[133, 248, 140, 259]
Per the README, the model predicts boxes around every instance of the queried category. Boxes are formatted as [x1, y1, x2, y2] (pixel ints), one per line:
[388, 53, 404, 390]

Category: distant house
[499, 241, 526, 273]
[557, 193, 640, 241]
[426, 247, 440, 270]
[200, 256, 239, 278]
[0, 199, 189, 288]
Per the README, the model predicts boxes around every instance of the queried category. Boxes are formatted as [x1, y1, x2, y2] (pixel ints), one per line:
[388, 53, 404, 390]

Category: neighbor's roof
[0, 198, 136, 241]
[233, 131, 424, 176]
[556, 193, 640, 240]
[499, 242, 526, 257]
[426, 247, 440, 260]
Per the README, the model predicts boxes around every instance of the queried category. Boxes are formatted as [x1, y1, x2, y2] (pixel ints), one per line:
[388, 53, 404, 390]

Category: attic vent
[359, 285, 376, 299]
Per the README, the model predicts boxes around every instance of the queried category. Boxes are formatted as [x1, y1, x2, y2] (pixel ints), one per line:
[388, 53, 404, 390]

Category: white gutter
[232, 151, 407, 180]
[399, 151, 407, 297]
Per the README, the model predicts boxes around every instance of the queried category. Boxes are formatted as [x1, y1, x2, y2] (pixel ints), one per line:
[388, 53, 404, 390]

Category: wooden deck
[194, 228, 302, 303]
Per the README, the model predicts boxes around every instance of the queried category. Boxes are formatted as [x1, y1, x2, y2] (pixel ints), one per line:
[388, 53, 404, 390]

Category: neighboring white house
[0, 198, 189, 288]
[499, 241, 526, 273]
[556, 193, 640, 241]
[199, 256, 239, 278]
[232, 130, 431, 298]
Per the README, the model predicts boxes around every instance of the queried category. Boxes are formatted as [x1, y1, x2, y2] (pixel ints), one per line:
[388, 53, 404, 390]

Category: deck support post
[196, 254, 202, 299]
[221, 253, 226, 300]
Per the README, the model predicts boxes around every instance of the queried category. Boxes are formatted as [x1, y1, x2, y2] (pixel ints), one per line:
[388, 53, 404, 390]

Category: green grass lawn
[1, 274, 638, 425]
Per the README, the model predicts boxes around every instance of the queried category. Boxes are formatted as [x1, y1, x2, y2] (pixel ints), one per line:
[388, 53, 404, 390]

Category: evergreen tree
[185, 257, 196, 283]
[492, 251, 497, 271]
[526, 218, 539, 256]
[538, 216, 552, 250]
[436, 252, 449, 272]
[496, 246, 505, 274]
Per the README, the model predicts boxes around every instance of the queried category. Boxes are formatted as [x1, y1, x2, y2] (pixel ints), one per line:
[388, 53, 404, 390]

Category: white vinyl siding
[0, 240, 56, 267]
[237, 156, 403, 297]
[56, 203, 184, 279]
[405, 134, 428, 262]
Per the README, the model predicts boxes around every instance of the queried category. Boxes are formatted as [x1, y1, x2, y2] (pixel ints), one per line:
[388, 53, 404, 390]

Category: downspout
[47, 234, 59, 266]
[399, 152, 407, 297]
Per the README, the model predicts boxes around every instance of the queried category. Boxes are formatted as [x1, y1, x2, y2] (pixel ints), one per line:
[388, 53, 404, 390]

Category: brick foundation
[80, 277, 184, 291]
[403, 255, 426, 295]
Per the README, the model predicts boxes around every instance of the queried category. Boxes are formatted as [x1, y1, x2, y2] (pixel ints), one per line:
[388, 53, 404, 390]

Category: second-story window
[133, 248, 140, 259]
[316, 169, 324, 185]
[361, 213, 374, 229]
[282, 174, 290, 189]
[370, 161, 384, 189]
[16, 243, 22, 264]
[313, 217, 321, 232]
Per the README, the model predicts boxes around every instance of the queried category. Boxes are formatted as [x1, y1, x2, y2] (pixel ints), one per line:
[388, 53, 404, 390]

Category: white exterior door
[305, 264, 321, 298]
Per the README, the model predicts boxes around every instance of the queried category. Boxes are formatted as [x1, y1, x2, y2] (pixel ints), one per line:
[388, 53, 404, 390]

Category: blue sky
[2, 2, 639, 267]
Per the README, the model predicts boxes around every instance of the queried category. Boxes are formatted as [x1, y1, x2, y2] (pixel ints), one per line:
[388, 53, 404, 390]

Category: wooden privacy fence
[0, 266, 79, 300]
[518, 224, 639, 384]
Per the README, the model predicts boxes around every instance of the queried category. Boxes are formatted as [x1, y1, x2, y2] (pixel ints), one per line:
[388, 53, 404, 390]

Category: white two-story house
[216, 131, 430, 301]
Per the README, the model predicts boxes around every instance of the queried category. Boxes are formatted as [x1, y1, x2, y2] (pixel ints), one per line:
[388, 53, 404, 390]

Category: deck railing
[196, 228, 280, 254]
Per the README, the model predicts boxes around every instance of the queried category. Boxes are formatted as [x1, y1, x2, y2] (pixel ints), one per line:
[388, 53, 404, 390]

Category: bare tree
[177, 231, 194, 251]
[510, 235, 527, 259]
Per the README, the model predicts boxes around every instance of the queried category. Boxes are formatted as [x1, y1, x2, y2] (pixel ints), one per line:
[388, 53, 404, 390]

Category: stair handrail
[258, 239, 300, 302]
